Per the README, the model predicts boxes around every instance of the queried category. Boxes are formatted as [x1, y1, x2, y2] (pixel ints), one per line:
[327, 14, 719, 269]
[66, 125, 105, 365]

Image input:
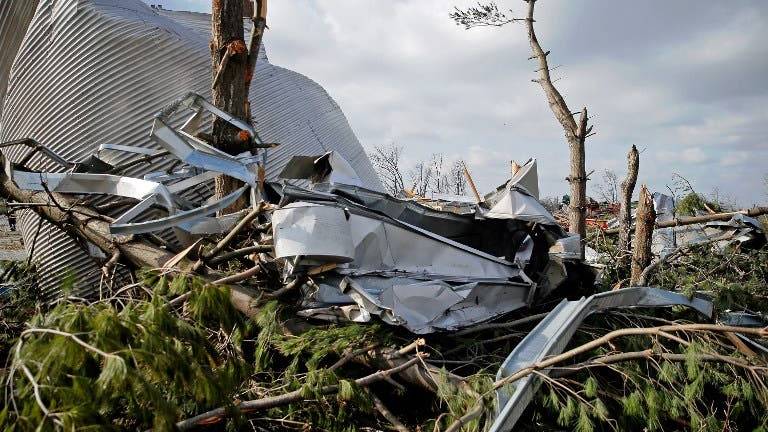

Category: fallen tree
[603, 206, 768, 235]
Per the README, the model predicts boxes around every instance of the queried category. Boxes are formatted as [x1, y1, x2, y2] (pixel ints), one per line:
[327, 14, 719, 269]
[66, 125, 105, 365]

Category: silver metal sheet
[510, 158, 539, 199]
[0, 0, 38, 127]
[279, 151, 364, 188]
[272, 199, 521, 280]
[342, 278, 533, 334]
[272, 196, 538, 333]
[110, 186, 247, 235]
[10, 170, 176, 208]
[489, 287, 713, 432]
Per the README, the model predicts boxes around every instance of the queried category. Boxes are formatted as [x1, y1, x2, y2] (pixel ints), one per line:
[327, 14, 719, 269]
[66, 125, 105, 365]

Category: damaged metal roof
[0, 0, 381, 299]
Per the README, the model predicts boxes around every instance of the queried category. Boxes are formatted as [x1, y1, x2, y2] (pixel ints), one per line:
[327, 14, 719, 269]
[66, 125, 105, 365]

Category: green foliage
[0, 261, 39, 366]
[522, 313, 768, 432]
[675, 192, 722, 216]
[652, 247, 768, 312]
[429, 369, 494, 432]
[1, 274, 251, 431]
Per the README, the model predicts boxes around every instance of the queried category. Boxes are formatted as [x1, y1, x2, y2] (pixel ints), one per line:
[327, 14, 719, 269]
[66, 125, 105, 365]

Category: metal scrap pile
[1, 105, 589, 333]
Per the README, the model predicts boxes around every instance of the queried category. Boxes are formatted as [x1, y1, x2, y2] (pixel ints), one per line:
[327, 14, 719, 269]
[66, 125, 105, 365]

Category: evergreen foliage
[675, 192, 722, 216]
[1, 274, 250, 431]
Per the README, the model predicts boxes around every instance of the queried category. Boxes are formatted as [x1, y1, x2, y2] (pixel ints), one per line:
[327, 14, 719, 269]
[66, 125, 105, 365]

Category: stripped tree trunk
[212, 0, 249, 212]
[524, 0, 590, 256]
[618, 145, 639, 268]
[630, 185, 655, 285]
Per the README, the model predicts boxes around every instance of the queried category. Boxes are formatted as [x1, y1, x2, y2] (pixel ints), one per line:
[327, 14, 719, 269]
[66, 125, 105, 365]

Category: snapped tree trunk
[212, 0, 249, 212]
[524, 0, 590, 256]
[630, 184, 655, 286]
[618, 145, 639, 268]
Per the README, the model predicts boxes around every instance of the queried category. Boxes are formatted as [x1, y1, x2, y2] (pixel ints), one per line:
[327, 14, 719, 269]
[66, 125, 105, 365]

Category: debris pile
[0, 94, 766, 431]
[1, 1, 767, 431]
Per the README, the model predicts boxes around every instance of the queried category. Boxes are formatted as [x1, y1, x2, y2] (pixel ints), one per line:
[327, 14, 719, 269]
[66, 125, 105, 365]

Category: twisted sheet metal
[0, 0, 381, 299]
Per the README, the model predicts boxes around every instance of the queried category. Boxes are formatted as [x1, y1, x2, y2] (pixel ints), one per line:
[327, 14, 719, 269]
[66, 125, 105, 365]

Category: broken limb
[369, 390, 411, 432]
[193, 204, 268, 270]
[265, 275, 307, 298]
[174, 354, 426, 431]
[551, 348, 763, 378]
[636, 237, 720, 286]
[246, 0, 268, 92]
[444, 382, 485, 432]
[207, 244, 272, 266]
[630, 185, 655, 286]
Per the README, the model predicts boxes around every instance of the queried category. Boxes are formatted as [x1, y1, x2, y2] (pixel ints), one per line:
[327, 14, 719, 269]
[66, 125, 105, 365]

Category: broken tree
[618, 144, 639, 268]
[451, 0, 593, 257]
[630, 184, 655, 286]
[211, 0, 260, 212]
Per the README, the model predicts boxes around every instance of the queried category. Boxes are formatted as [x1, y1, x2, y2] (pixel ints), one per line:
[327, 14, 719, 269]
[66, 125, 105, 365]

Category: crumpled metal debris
[270, 153, 588, 333]
[651, 192, 767, 255]
[2, 93, 262, 238]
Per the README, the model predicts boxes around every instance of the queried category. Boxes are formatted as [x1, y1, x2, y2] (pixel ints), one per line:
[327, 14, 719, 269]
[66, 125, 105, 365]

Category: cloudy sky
[150, 0, 767, 206]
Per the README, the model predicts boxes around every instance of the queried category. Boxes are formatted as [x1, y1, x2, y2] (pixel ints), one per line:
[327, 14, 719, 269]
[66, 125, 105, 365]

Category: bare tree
[540, 196, 561, 213]
[594, 169, 619, 203]
[427, 155, 468, 196]
[446, 160, 468, 196]
[211, 0, 267, 212]
[618, 145, 639, 269]
[409, 160, 433, 197]
[369, 144, 406, 196]
[451, 0, 593, 256]
[371, 146, 468, 197]
[429, 154, 447, 194]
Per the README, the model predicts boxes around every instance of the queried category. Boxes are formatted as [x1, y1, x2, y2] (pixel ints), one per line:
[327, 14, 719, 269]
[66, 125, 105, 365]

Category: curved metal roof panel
[0, 0, 381, 299]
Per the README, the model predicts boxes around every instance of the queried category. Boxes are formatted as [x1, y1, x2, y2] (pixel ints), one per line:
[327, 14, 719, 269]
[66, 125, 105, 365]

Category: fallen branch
[444, 381, 485, 432]
[552, 348, 762, 378]
[0, 151, 268, 321]
[604, 206, 768, 235]
[207, 244, 272, 266]
[174, 354, 426, 431]
[370, 390, 411, 432]
[636, 237, 720, 286]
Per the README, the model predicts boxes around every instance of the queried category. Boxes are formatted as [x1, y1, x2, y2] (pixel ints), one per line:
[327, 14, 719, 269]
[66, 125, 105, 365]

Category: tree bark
[212, 0, 250, 212]
[524, 0, 589, 256]
[618, 144, 639, 268]
[630, 185, 655, 286]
